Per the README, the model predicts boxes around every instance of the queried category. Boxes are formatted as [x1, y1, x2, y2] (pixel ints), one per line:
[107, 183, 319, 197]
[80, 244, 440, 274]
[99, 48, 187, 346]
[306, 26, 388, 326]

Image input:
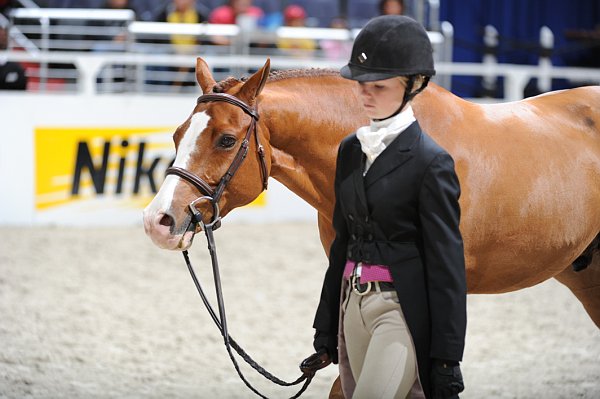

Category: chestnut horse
[143, 58, 600, 395]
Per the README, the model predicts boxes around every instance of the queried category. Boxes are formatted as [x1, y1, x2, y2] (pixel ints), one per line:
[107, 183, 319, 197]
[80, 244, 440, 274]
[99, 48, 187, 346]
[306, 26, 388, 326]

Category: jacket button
[348, 214, 354, 221]
[351, 234, 357, 240]
[368, 234, 373, 240]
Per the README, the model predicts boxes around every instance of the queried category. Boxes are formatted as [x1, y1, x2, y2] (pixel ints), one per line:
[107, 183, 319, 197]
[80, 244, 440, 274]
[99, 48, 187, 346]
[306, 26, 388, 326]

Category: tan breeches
[342, 286, 418, 399]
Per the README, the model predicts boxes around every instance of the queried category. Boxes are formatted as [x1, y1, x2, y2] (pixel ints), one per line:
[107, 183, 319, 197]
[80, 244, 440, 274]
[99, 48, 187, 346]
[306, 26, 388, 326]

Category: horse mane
[212, 68, 340, 93]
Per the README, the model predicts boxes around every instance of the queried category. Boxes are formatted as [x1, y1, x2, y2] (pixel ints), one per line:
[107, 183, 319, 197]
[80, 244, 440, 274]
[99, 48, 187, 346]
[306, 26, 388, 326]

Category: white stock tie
[356, 106, 416, 173]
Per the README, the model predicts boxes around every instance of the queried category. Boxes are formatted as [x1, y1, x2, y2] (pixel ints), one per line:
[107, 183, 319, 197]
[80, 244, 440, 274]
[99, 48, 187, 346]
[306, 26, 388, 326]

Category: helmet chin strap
[373, 75, 431, 122]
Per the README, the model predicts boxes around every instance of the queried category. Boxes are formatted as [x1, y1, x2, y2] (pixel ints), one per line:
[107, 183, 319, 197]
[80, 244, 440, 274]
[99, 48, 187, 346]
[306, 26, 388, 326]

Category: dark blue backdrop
[438, 0, 600, 96]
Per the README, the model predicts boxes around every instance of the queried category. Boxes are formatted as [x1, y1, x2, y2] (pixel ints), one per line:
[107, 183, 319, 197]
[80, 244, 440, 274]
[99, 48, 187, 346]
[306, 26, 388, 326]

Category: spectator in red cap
[209, 0, 264, 45]
[277, 4, 316, 55]
[283, 4, 307, 27]
[209, 0, 263, 25]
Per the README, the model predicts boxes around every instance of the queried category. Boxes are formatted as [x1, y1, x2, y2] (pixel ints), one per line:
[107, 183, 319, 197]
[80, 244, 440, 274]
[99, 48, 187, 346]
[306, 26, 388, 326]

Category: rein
[166, 93, 326, 398]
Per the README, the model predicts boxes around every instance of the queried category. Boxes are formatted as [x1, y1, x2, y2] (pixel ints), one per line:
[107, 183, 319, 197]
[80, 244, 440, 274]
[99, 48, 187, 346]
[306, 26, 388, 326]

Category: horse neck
[412, 82, 471, 149]
[260, 76, 367, 217]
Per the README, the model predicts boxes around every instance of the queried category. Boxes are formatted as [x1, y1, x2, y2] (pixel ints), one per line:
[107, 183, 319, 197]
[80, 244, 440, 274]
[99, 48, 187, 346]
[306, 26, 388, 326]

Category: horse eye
[218, 135, 237, 149]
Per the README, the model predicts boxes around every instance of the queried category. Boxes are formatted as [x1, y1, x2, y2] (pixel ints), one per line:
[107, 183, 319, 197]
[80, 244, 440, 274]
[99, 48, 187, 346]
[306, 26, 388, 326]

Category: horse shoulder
[412, 83, 481, 151]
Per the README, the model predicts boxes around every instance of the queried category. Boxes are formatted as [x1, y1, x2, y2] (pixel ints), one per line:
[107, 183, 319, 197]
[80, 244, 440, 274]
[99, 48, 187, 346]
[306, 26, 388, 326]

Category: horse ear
[238, 58, 271, 104]
[196, 57, 217, 94]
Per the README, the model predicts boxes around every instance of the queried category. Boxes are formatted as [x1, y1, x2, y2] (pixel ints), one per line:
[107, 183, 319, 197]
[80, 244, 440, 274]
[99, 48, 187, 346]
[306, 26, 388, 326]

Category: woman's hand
[431, 359, 464, 398]
[299, 348, 332, 376]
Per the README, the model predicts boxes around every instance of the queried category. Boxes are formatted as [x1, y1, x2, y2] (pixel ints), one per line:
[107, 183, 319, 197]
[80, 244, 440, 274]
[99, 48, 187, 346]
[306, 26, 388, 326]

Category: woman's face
[357, 77, 406, 120]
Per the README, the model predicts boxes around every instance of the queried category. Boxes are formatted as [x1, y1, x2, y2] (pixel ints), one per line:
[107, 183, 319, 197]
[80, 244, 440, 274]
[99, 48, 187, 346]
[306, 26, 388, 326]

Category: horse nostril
[159, 213, 174, 227]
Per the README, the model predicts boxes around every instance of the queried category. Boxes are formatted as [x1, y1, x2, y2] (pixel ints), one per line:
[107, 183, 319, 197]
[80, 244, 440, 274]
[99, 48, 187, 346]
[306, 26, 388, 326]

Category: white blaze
[145, 112, 211, 213]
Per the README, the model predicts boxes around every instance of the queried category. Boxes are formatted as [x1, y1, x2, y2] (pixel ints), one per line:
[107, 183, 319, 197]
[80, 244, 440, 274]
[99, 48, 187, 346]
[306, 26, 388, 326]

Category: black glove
[430, 359, 464, 399]
[312, 330, 338, 364]
[299, 348, 331, 376]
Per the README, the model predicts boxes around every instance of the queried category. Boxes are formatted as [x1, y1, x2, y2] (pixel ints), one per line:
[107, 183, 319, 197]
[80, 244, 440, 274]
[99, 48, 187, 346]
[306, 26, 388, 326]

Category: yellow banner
[34, 127, 266, 211]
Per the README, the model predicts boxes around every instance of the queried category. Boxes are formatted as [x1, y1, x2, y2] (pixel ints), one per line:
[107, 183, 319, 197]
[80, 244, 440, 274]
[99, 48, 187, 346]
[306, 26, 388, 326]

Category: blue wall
[438, 0, 600, 96]
[440, 0, 600, 64]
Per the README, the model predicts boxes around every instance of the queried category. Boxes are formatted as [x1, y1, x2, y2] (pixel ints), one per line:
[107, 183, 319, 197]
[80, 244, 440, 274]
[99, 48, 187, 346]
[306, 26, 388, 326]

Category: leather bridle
[165, 92, 269, 228]
[164, 92, 326, 398]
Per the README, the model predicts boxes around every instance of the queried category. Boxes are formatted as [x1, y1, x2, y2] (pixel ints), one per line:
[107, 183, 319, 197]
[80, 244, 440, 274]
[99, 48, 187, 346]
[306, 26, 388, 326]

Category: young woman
[307, 15, 467, 399]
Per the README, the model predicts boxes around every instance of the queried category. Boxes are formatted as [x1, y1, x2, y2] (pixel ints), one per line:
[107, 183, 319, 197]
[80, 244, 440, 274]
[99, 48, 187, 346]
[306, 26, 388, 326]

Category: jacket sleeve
[418, 152, 467, 362]
[312, 142, 350, 338]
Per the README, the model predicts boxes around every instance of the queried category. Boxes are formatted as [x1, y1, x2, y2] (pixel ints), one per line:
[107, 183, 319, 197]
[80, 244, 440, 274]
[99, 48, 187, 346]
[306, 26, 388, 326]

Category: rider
[304, 15, 467, 399]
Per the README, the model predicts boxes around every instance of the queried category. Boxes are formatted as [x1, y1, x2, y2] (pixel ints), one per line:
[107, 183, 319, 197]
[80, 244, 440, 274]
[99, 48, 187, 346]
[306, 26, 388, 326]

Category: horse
[143, 57, 600, 397]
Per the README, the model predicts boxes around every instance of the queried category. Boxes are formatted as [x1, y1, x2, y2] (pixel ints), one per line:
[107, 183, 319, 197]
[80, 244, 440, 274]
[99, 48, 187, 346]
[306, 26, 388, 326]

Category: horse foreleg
[328, 376, 344, 399]
[554, 252, 600, 329]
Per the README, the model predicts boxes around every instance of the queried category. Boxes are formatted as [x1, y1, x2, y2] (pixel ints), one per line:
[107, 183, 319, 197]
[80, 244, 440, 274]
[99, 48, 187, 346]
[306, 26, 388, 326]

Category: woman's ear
[407, 75, 426, 95]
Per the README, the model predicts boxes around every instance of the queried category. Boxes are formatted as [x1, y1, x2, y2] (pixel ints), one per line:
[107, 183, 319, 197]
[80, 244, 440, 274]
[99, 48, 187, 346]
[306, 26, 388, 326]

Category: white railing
[4, 50, 600, 101]
[7, 7, 451, 93]
[5, 7, 600, 101]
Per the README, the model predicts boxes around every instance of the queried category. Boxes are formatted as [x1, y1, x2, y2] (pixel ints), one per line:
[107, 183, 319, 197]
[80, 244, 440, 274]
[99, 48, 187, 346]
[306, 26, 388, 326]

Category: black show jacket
[313, 122, 467, 398]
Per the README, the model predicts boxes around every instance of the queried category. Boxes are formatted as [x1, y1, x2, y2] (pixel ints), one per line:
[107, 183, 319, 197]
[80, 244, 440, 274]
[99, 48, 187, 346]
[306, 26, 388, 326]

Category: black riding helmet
[341, 15, 435, 117]
[341, 15, 435, 81]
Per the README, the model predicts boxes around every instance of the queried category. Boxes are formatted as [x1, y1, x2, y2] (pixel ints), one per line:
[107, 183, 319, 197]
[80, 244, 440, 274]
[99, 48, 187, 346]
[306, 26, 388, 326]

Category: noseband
[166, 92, 269, 227]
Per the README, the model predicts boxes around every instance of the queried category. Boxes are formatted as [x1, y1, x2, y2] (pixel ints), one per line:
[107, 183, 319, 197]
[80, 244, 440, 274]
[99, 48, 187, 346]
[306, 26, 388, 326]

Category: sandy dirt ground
[1, 223, 599, 399]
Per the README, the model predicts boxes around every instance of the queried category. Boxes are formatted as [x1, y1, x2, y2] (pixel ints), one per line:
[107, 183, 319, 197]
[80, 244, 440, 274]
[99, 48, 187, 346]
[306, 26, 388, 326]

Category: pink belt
[343, 260, 393, 283]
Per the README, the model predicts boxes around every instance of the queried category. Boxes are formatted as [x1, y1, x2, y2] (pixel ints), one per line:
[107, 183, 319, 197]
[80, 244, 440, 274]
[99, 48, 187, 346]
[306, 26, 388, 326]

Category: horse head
[143, 57, 272, 250]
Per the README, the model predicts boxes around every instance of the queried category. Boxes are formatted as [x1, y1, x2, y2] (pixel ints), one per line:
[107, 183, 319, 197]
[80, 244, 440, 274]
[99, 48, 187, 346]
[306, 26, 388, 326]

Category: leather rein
[164, 93, 327, 398]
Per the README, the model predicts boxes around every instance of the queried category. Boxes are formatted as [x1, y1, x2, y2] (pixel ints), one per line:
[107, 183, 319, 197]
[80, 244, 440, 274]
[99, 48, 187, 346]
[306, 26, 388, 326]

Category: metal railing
[5, 7, 450, 94]
[4, 7, 599, 100]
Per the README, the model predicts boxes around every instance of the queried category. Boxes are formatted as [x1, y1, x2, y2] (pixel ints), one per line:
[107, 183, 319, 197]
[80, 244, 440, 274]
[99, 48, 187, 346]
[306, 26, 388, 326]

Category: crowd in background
[1, 0, 406, 90]
[3, 0, 599, 95]
[0, 0, 405, 28]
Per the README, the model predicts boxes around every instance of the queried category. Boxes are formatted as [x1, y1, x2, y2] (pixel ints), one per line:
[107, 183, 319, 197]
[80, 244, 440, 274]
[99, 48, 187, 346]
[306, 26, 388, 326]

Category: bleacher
[2, 0, 453, 94]
[40, 0, 382, 26]
[3, 1, 600, 99]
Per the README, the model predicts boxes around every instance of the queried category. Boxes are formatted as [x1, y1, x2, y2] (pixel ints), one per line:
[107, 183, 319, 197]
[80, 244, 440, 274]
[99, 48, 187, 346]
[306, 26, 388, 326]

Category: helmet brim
[340, 64, 399, 82]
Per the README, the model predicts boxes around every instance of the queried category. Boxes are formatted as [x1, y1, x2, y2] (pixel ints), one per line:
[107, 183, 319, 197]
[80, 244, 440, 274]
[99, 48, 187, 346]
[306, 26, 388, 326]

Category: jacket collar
[352, 121, 421, 192]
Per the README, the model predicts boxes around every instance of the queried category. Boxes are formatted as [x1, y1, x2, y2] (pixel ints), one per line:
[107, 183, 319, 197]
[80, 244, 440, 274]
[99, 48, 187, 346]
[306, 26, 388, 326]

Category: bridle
[166, 92, 269, 228]
[164, 92, 328, 398]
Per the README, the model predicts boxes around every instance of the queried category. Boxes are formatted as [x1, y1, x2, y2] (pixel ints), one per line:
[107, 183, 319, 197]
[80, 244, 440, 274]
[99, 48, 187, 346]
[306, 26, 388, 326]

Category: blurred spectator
[104, 0, 131, 11]
[320, 16, 352, 61]
[379, 0, 404, 15]
[282, 4, 309, 28]
[277, 5, 316, 55]
[156, 0, 206, 24]
[149, 0, 207, 91]
[0, 26, 27, 90]
[209, 0, 264, 46]
[209, 0, 264, 25]
[156, 0, 206, 53]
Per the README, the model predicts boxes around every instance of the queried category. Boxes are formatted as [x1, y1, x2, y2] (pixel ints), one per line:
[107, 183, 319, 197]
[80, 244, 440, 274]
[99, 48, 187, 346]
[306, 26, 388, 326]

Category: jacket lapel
[364, 122, 421, 189]
[351, 141, 369, 213]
